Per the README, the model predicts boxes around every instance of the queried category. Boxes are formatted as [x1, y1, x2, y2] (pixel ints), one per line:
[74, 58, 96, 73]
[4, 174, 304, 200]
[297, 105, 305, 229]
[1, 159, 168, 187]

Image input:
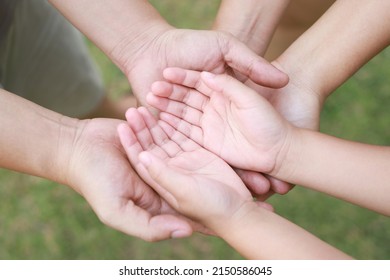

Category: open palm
[117, 107, 253, 222]
[147, 69, 291, 174]
[65, 117, 198, 241]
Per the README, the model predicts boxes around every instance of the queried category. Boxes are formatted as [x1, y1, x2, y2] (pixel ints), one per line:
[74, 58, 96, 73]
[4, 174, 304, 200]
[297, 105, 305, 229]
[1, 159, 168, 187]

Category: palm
[147, 70, 288, 173]
[245, 75, 322, 130]
[66, 118, 194, 241]
[200, 93, 283, 171]
[118, 107, 252, 221]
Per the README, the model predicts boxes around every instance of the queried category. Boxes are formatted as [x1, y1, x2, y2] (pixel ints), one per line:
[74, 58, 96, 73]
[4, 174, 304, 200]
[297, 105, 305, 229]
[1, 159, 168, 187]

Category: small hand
[64, 117, 197, 241]
[242, 64, 324, 195]
[117, 107, 264, 226]
[147, 68, 292, 175]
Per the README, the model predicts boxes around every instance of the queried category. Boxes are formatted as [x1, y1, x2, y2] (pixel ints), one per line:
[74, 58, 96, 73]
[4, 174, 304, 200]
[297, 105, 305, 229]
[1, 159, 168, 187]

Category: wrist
[50, 116, 83, 188]
[207, 200, 259, 238]
[270, 125, 304, 183]
[213, 0, 290, 55]
[110, 21, 174, 75]
[273, 56, 328, 105]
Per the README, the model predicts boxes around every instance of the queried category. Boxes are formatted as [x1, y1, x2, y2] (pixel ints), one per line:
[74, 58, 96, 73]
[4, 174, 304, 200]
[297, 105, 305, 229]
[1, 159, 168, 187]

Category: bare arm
[214, 0, 290, 55]
[0, 88, 75, 184]
[48, 0, 172, 73]
[216, 202, 351, 259]
[273, 129, 390, 216]
[276, 0, 390, 101]
[49, 0, 288, 105]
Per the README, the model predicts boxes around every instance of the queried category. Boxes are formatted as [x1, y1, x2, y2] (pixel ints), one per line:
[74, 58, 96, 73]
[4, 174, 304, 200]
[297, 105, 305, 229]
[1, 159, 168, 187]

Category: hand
[63, 117, 199, 241]
[244, 62, 323, 131]
[242, 62, 324, 196]
[146, 68, 292, 175]
[117, 107, 264, 227]
[123, 28, 289, 107]
[122, 28, 289, 198]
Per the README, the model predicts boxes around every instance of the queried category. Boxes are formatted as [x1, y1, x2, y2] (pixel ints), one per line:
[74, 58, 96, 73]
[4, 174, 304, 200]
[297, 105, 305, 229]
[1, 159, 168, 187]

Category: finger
[255, 190, 275, 202]
[218, 34, 289, 88]
[159, 112, 203, 145]
[158, 120, 202, 153]
[117, 122, 166, 190]
[150, 80, 207, 111]
[124, 108, 169, 166]
[117, 123, 144, 167]
[163, 67, 200, 88]
[125, 108, 154, 151]
[106, 201, 193, 241]
[147, 93, 203, 126]
[137, 107, 182, 158]
[200, 71, 264, 108]
[138, 152, 190, 209]
[266, 175, 295, 195]
[234, 169, 271, 195]
[163, 67, 215, 97]
[254, 201, 274, 212]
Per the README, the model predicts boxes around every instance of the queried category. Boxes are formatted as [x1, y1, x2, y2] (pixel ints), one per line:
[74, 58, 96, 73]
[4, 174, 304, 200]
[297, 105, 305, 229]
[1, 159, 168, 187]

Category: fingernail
[201, 71, 216, 80]
[171, 229, 190, 239]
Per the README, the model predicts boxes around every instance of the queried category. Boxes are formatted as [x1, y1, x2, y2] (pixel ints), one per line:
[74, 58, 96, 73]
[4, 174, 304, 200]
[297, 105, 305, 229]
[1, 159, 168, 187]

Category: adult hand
[63, 117, 200, 241]
[123, 28, 289, 107]
[245, 62, 322, 131]
[117, 107, 270, 225]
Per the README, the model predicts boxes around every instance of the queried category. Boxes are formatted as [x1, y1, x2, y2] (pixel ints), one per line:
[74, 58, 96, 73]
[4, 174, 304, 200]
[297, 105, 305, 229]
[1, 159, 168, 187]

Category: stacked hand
[121, 28, 297, 197]
[116, 68, 301, 229]
[64, 117, 204, 241]
[117, 107, 269, 228]
[145, 68, 291, 174]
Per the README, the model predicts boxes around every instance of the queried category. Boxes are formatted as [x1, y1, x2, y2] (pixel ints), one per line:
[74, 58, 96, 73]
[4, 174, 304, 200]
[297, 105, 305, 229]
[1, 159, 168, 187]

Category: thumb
[138, 152, 189, 209]
[200, 71, 267, 107]
[220, 34, 289, 88]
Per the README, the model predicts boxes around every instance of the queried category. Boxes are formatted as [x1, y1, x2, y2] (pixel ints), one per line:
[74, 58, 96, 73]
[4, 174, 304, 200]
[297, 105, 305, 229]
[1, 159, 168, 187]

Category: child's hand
[117, 107, 260, 228]
[147, 68, 293, 175]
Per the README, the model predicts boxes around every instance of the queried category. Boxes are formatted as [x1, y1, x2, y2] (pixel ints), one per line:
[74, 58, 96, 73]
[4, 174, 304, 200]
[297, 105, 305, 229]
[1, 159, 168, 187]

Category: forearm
[48, 0, 173, 73]
[0, 89, 77, 185]
[275, 128, 390, 216]
[213, 0, 290, 55]
[214, 203, 350, 259]
[275, 0, 390, 100]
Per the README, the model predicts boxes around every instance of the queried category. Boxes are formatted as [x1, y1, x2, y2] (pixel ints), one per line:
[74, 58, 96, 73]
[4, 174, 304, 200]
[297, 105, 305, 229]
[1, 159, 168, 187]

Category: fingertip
[125, 107, 138, 122]
[151, 80, 173, 96]
[268, 177, 294, 195]
[117, 123, 129, 139]
[147, 215, 193, 241]
[236, 170, 271, 196]
[271, 61, 290, 87]
[137, 106, 152, 118]
[146, 92, 160, 107]
[163, 67, 185, 82]
[171, 228, 192, 239]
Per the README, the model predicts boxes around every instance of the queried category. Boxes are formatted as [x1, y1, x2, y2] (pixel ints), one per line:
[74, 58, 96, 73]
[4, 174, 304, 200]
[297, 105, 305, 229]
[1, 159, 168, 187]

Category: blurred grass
[0, 0, 389, 259]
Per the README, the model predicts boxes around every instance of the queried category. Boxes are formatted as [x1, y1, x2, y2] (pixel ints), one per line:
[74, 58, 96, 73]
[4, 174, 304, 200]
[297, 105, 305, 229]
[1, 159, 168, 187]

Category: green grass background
[0, 0, 389, 259]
